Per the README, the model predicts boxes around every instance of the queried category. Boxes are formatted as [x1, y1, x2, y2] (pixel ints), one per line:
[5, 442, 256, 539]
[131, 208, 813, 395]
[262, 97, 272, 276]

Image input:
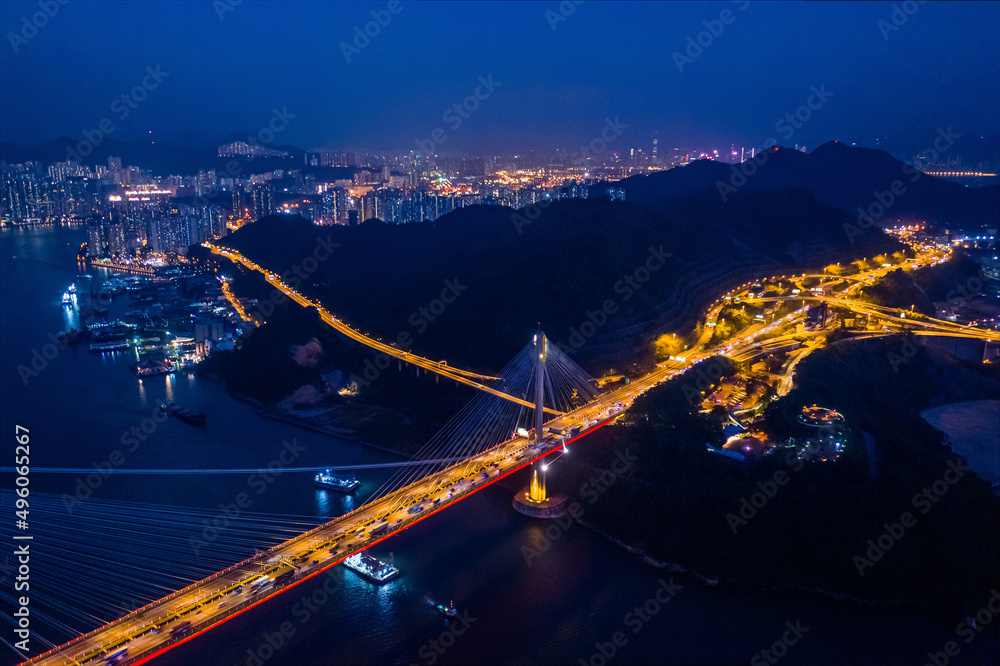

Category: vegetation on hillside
[551, 336, 998, 614]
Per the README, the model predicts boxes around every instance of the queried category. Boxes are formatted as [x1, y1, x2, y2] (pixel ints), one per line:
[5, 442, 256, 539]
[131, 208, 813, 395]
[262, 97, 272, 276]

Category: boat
[61, 291, 74, 306]
[89, 339, 129, 352]
[435, 601, 458, 618]
[56, 329, 84, 345]
[343, 552, 399, 584]
[314, 469, 361, 493]
[160, 401, 207, 425]
[131, 357, 175, 377]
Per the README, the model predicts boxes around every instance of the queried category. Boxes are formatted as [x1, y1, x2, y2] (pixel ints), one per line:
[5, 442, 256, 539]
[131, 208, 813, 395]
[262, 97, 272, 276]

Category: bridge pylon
[513, 330, 569, 518]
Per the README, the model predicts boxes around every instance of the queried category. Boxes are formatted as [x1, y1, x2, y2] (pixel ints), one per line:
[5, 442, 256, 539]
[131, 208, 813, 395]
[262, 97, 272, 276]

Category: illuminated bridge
[15, 243, 998, 665]
[18, 328, 691, 666]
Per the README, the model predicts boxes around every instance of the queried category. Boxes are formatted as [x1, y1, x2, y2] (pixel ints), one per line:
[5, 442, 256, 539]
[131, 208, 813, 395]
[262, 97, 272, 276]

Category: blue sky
[2, 1, 997, 153]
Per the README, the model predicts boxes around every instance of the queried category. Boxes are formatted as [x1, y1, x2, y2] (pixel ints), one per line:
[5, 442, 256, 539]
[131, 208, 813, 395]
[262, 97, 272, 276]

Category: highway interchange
[24, 236, 997, 665]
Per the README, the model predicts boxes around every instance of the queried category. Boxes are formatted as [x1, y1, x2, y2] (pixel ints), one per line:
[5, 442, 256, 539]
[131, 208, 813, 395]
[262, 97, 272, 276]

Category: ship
[435, 601, 458, 618]
[61, 291, 74, 306]
[160, 401, 207, 425]
[314, 469, 361, 493]
[343, 552, 399, 584]
[131, 357, 175, 378]
[89, 339, 129, 352]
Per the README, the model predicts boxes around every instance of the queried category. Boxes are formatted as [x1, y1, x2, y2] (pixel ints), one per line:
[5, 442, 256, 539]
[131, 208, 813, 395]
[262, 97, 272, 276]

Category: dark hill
[216, 188, 902, 372]
[592, 142, 998, 231]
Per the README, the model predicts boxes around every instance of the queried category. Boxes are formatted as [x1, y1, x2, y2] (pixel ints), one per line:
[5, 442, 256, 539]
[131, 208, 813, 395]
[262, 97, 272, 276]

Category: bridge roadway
[23, 358, 690, 666]
[741, 294, 1000, 341]
[32, 241, 991, 664]
[205, 244, 563, 416]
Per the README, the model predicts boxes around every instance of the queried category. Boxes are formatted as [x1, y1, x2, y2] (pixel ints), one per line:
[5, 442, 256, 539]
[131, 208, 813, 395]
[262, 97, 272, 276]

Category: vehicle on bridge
[169, 621, 192, 638]
[104, 648, 128, 664]
[249, 575, 271, 593]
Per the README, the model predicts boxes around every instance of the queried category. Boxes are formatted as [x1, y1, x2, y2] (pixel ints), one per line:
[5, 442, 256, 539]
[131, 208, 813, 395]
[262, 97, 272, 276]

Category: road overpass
[205, 243, 564, 415]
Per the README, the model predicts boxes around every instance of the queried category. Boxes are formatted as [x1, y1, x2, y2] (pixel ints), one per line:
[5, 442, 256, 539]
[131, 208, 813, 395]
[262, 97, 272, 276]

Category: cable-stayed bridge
[13, 242, 998, 665]
[17, 333, 668, 666]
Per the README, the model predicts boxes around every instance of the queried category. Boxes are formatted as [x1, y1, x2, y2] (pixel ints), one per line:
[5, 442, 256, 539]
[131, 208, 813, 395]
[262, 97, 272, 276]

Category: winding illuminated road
[23, 236, 996, 665]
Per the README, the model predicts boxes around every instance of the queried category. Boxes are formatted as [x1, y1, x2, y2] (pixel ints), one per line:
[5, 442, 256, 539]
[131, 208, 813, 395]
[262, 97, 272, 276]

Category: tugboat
[314, 469, 361, 493]
[435, 601, 458, 618]
[160, 401, 207, 426]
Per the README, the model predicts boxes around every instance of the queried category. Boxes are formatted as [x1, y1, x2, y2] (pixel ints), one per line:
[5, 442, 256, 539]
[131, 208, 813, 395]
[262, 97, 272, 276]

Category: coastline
[228, 390, 413, 460]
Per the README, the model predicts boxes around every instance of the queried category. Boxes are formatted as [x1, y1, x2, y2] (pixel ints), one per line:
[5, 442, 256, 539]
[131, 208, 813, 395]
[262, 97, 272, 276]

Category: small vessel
[61, 291, 74, 306]
[160, 401, 207, 425]
[314, 469, 361, 493]
[435, 601, 458, 618]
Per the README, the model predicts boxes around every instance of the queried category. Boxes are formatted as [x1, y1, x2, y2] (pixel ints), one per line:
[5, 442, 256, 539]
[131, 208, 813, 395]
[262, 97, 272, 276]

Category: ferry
[314, 469, 361, 493]
[435, 601, 458, 618]
[343, 552, 399, 584]
[160, 401, 207, 425]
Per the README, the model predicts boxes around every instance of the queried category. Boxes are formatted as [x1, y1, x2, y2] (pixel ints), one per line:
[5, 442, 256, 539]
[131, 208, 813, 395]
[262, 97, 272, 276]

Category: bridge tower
[528, 331, 548, 502]
[513, 331, 568, 518]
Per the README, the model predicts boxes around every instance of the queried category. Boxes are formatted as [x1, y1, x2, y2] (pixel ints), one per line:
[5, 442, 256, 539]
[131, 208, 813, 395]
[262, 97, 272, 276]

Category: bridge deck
[23, 363, 676, 666]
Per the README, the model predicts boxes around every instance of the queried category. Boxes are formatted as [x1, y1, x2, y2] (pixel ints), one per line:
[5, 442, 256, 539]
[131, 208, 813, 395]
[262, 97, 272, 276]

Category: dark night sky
[2, 0, 997, 154]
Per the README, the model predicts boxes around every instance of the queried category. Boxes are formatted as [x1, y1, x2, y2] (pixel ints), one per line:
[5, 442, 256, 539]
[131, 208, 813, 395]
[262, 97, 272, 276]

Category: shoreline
[228, 389, 413, 460]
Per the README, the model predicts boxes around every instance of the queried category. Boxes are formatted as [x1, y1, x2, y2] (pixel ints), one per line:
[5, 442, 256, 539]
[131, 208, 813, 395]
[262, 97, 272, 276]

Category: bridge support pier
[512, 468, 568, 518]
[512, 331, 569, 518]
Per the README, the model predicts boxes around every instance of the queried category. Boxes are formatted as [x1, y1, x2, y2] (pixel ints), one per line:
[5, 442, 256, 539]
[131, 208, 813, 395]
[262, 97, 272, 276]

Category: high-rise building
[87, 219, 105, 257]
[250, 183, 274, 221]
[231, 186, 246, 219]
[106, 217, 126, 256]
[320, 188, 346, 225]
[651, 132, 659, 166]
